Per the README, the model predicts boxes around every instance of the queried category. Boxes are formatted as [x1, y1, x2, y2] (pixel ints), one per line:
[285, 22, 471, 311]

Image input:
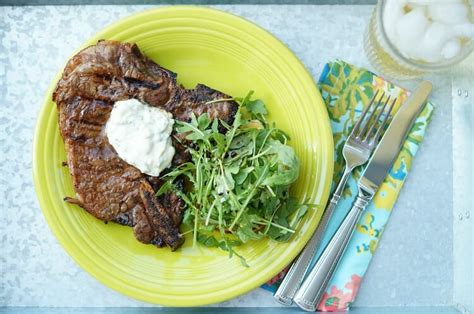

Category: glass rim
[377, 0, 474, 71]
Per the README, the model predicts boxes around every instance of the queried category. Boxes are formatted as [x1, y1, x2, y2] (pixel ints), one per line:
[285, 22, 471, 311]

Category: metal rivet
[457, 88, 462, 96]
[465, 211, 470, 219]
[464, 90, 469, 97]
[458, 213, 463, 220]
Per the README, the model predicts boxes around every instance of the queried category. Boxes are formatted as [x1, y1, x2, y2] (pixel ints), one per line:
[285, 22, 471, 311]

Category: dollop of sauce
[106, 99, 175, 176]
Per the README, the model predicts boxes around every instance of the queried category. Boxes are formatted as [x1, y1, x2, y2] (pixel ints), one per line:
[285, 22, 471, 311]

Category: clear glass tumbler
[364, 0, 474, 80]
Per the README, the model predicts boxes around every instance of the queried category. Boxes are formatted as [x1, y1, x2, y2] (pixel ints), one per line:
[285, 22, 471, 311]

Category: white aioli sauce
[106, 99, 175, 176]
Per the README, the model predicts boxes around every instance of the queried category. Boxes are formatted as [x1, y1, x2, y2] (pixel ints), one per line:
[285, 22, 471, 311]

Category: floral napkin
[262, 60, 435, 311]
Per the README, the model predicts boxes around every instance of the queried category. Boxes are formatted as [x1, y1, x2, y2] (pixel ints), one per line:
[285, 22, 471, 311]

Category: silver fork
[274, 90, 395, 305]
[292, 93, 397, 311]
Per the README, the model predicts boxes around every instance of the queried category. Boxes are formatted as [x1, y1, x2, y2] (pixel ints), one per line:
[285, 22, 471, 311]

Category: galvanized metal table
[0, 3, 472, 313]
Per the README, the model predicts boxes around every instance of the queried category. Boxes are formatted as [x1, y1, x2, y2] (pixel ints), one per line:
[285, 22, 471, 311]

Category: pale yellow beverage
[364, 0, 474, 79]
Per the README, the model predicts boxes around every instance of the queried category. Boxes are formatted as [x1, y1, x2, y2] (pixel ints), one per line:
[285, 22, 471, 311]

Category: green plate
[33, 6, 333, 306]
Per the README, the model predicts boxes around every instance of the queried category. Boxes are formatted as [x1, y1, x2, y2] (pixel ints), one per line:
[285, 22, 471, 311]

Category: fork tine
[350, 90, 382, 138]
[363, 95, 392, 142]
[371, 97, 397, 145]
[356, 94, 387, 139]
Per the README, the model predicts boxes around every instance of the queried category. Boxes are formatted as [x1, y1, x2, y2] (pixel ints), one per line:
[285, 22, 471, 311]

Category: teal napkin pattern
[262, 60, 435, 312]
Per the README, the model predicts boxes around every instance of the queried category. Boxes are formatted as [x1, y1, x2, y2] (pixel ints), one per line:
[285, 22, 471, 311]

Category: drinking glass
[364, 0, 474, 80]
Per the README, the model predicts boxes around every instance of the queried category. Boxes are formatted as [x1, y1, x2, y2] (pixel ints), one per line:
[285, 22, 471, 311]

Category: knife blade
[359, 80, 432, 193]
[293, 81, 433, 312]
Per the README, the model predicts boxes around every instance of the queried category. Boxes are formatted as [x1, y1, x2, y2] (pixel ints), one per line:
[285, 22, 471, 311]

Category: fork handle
[274, 167, 353, 305]
[293, 190, 373, 312]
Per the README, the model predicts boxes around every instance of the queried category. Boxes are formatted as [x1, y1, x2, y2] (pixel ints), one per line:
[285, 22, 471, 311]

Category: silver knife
[293, 81, 433, 311]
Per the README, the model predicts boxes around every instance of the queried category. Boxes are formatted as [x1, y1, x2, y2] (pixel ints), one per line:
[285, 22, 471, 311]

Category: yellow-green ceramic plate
[33, 6, 333, 306]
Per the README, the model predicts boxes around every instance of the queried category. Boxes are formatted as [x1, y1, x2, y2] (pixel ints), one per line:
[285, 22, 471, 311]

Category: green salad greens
[158, 91, 310, 266]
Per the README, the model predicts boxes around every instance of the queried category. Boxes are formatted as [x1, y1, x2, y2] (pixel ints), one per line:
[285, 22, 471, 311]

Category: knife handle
[274, 198, 336, 305]
[293, 190, 372, 312]
[274, 167, 353, 305]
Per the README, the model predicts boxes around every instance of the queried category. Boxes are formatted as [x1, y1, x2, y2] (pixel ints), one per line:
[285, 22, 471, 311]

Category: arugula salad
[158, 91, 309, 266]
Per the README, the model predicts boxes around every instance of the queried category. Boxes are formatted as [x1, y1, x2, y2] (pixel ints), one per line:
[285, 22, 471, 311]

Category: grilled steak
[53, 40, 238, 250]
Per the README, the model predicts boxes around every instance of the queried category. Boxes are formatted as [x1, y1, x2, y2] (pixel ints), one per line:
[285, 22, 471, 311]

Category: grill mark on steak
[139, 182, 184, 250]
[53, 40, 238, 250]
[124, 77, 162, 90]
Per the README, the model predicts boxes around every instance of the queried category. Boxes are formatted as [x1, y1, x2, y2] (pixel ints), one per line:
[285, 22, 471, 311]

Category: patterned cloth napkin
[262, 60, 435, 311]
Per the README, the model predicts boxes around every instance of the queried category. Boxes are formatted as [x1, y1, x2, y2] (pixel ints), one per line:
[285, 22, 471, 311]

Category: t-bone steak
[53, 40, 238, 250]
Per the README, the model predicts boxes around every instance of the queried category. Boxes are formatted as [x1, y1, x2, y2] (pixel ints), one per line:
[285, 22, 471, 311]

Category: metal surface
[293, 81, 433, 311]
[0, 4, 468, 311]
[274, 91, 390, 305]
[452, 54, 473, 314]
[0, 0, 378, 6]
[0, 306, 463, 314]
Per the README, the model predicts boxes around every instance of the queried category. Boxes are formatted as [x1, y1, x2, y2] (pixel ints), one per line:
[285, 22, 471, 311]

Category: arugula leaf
[234, 167, 254, 185]
[197, 233, 220, 247]
[159, 92, 313, 266]
[262, 140, 300, 186]
[245, 99, 268, 115]
[197, 113, 211, 130]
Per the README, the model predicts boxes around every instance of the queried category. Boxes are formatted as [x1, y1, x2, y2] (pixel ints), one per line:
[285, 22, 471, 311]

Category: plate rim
[33, 5, 334, 306]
